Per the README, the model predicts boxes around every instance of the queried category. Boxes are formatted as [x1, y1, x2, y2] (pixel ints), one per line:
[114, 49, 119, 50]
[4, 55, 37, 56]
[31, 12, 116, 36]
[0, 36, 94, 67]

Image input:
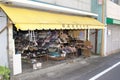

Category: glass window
[111, 0, 119, 4]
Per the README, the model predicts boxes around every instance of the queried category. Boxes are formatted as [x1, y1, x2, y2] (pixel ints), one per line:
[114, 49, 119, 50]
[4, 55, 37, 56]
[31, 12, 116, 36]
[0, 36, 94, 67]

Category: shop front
[106, 18, 120, 55]
[0, 4, 104, 75]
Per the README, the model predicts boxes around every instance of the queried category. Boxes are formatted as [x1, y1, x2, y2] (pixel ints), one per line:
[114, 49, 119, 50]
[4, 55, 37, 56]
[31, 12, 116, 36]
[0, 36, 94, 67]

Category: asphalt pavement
[75, 53, 120, 80]
[96, 62, 120, 80]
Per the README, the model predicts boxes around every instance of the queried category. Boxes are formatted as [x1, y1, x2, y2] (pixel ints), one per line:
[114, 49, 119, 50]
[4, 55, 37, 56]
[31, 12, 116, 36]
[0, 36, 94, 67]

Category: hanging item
[28, 30, 36, 42]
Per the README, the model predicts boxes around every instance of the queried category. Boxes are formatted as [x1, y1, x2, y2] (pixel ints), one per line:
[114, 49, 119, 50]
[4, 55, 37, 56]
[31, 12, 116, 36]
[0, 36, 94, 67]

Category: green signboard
[106, 18, 120, 25]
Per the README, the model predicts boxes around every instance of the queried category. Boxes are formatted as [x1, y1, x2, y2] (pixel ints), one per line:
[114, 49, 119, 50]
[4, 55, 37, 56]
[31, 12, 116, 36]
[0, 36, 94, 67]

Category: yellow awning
[0, 4, 104, 30]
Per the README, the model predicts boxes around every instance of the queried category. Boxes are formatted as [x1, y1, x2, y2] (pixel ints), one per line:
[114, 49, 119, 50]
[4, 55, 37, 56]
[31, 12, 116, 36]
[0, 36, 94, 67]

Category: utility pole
[101, 0, 105, 56]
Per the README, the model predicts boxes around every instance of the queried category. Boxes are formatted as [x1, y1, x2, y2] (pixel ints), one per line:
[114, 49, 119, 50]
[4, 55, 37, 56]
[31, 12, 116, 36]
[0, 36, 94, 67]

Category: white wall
[106, 0, 120, 55]
[0, 10, 8, 67]
[107, 0, 120, 20]
[32, 0, 91, 12]
[106, 25, 120, 55]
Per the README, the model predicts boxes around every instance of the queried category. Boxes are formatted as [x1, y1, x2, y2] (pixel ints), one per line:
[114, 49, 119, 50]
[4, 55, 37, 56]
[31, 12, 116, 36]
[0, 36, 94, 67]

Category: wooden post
[95, 29, 98, 54]
[7, 21, 14, 76]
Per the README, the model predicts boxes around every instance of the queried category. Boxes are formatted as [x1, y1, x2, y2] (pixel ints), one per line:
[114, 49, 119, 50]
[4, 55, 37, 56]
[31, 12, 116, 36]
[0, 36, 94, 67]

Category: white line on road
[89, 61, 120, 80]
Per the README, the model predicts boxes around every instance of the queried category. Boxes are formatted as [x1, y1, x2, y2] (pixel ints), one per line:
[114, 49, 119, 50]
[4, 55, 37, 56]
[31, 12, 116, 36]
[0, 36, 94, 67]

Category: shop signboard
[98, 0, 103, 5]
[106, 18, 120, 25]
[13, 54, 22, 75]
[79, 31, 85, 40]
[107, 29, 111, 36]
[113, 19, 120, 24]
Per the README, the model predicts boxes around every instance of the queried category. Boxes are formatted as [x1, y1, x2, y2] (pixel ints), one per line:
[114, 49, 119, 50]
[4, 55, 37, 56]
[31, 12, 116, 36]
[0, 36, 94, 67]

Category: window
[111, 0, 119, 4]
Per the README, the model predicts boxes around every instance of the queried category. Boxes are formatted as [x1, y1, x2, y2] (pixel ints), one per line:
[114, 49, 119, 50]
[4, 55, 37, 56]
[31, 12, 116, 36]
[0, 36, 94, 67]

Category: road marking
[89, 61, 120, 80]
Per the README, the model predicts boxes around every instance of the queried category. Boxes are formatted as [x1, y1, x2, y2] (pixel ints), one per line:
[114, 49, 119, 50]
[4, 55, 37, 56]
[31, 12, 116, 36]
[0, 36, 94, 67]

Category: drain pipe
[2, 0, 98, 17]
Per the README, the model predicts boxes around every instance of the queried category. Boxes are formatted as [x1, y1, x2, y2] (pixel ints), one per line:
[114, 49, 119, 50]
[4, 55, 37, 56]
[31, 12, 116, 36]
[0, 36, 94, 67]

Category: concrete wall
[32, 0, 91, 12]
[0, 10, 8, 67]
[107, 0, 120, 20]
[106, 25, 120, 55]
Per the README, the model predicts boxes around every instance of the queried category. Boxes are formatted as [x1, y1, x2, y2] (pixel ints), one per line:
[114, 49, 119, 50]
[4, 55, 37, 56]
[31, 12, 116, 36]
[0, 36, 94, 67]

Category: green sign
[113, 19, 120, 24]
[106, 18, 120, 25]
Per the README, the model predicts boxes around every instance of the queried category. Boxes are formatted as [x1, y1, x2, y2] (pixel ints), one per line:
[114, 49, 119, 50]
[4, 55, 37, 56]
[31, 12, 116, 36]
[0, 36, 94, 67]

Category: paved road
[96, 63, 120, 80]
[75, 53, 120, 80]
[53, 53, 120, 80]
[79, 53, 120, 80]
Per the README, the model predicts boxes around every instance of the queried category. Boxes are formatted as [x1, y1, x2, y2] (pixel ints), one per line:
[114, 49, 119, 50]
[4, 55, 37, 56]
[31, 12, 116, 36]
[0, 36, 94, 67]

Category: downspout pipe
[2, 0, 98, 17]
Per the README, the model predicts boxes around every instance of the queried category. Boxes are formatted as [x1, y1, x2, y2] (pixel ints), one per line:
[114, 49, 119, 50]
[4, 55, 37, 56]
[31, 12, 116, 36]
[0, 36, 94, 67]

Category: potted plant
[0, 66, 10, 80]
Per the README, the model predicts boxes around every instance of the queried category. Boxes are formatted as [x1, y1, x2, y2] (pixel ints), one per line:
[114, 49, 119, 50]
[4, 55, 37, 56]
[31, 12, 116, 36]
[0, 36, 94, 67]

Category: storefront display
[0, 2, 104, 76]
[14, 29, 92, 64]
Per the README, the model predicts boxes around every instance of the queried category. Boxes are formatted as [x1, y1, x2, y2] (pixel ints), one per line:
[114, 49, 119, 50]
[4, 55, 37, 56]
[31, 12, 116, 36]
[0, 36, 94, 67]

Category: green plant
[0, 66, 10, 80]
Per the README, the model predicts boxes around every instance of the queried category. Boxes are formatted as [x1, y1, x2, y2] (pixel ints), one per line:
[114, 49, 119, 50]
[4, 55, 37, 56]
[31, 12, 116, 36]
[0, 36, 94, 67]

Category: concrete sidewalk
[12, 55, 102, 80]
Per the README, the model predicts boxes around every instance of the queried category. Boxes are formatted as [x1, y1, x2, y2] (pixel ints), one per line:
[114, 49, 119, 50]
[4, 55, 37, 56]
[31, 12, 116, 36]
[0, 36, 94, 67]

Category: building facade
[0, 0, 104, 79]
[105, 0, 120, 55]
[30, 0, 92, 12]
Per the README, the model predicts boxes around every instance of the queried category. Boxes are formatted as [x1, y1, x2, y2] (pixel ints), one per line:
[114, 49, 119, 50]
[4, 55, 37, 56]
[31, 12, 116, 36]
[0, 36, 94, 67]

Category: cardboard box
[83, 40, 92, 57]
[33, 62, 42, 70]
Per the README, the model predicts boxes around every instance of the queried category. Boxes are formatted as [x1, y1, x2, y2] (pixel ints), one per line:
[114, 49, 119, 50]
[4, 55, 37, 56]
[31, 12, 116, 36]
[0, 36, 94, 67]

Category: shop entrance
[14, 27, 94, 73]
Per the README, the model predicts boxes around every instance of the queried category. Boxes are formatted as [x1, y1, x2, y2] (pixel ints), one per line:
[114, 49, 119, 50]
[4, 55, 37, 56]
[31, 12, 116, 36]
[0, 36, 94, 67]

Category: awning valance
[0, 4, 104, 30]
[15, 24, 104, 30]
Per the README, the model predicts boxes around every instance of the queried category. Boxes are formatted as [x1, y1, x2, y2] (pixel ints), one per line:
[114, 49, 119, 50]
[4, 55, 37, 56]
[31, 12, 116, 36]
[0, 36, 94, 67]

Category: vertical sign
[13, 40, 22, 75]
[98, 0, 103, 5]
[79, 31, 85, 40]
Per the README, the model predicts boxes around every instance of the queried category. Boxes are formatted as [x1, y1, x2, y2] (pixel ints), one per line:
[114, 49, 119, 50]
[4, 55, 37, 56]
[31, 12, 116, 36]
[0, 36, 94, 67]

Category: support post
[101, 0, 105, 56]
